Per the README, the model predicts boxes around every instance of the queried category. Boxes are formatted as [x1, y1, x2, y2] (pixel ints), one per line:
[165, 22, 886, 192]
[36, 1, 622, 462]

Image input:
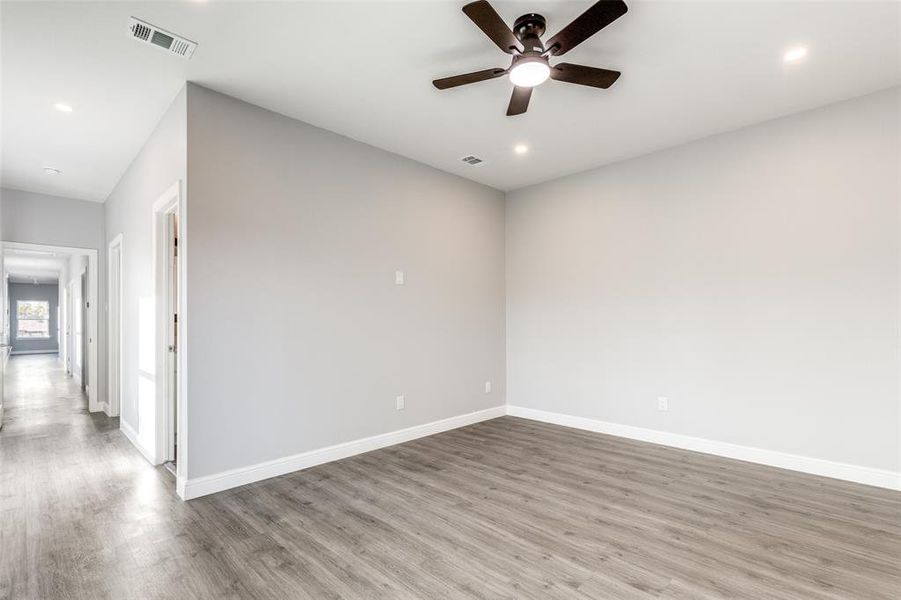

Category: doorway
[80, 268, 88, 392]
[108, 235, 123, 417]
[165, 212, 178, 466]
[0, 244, 7, 427]
[153, 182, 184, 473]
[0, 242, 100, 413]
[65, 282, 74, 375]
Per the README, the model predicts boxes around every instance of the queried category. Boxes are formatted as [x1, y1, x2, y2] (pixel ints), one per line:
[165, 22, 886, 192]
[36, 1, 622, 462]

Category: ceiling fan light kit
[433, 0, 628, 116]
[509, 57, 550, 87]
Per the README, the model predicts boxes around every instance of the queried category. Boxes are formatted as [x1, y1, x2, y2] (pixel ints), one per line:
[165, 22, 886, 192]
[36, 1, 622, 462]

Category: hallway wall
[104, 86, 186, 460]
[8, 282, 59, 354]
[0, 188, 104, 249]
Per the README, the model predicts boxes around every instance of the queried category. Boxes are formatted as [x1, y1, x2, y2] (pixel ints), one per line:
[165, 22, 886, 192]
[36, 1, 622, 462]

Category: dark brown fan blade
[433, 68, 507, 90]
[506, 86, 532, 116]
[462, 1, 522, 54]
[549, 63, 620, 88]
[545, 0, 628, 56]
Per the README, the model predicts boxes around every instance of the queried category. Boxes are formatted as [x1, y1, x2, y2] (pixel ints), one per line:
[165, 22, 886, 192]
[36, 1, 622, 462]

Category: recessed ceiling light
[43, 167, 61, 176]
[53, 103, 73, 113]
[514, 144, 529, 155]
[783, 46, 808, 64]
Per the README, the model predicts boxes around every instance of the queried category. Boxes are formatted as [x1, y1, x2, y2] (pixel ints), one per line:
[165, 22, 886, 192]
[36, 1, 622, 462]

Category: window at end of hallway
[17, 300, 50, 339]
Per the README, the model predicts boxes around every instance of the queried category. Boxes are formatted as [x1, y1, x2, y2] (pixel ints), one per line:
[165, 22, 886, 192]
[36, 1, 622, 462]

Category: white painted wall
[105, 88, 186, 459]
[506, 88, 900, 474]
[185, 84, 506, 480]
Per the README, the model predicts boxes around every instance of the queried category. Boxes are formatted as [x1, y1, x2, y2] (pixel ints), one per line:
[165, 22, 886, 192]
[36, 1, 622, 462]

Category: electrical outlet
[396, 395, 405, 410]
[485, 381, 492, 394]
[658, 396, 669, 411]
[395, 270, 405, 285]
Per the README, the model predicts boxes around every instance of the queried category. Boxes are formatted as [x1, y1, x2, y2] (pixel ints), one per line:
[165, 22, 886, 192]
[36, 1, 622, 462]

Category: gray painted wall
[105, 87, 186, 452]
[185, 84, 506, 479]
[506, 88, 900, 472]
[0, 188, 104, 250]
[9, 282, 59, 354]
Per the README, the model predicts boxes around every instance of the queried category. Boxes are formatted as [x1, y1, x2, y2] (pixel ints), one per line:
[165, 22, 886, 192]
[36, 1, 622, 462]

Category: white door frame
[152, 181, 188, 491]
[2, 241, 100, 413]
[65, 282, 74, 375]
[107, 234, 123, 417]
[79, 267, 88, 390]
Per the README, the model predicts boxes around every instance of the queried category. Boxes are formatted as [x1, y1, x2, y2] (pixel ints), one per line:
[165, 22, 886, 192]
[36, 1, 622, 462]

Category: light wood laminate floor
[1, 355, 899, 599]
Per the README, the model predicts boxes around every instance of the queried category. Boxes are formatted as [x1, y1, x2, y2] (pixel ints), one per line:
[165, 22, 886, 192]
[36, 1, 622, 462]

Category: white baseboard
[181, 405, 507, 500]
[10, 349, 59, 355]
[506, 406, 901, 491]
[120, 419, 156, 465]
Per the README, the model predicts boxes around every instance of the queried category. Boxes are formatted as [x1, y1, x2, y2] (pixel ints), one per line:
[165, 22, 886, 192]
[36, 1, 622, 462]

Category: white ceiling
[4, 252, 67, 285]
[2, 1, 899, 201]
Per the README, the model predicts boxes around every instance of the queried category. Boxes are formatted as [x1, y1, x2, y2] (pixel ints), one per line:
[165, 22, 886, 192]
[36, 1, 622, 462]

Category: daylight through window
[17, 300, 51, 339]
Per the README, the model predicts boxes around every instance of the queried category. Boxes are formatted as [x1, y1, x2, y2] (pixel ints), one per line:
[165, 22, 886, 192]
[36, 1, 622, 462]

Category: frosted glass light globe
[509, 60, 550, 87]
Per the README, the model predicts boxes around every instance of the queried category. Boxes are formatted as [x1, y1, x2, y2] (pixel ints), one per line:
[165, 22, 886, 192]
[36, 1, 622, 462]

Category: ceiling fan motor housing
[513, 13, 546, 53]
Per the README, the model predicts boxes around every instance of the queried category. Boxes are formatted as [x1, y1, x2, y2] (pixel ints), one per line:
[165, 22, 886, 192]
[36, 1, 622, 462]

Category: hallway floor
[2, 355, 900, 599]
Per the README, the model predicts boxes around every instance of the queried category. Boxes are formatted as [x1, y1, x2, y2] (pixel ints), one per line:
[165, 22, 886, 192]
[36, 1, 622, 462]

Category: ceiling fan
[433, 0, 628, 116]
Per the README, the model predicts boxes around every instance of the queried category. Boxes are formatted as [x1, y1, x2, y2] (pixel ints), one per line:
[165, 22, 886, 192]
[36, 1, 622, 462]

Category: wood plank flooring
[1, 354, 899, 599]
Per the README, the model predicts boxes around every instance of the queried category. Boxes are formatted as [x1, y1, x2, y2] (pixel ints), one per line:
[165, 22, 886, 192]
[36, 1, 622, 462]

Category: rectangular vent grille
[132, 22, 151, 41]
[460, 155, 484, 166]
[150, 31, 175, 49]
[170, 39, 193, 57]
[129, 17, 197, 59]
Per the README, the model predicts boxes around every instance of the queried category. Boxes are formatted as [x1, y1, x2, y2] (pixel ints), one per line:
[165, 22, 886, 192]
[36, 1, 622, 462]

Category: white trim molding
[120, 419, 156, 465]
[10, 349, 59, 355]
[506, 406, 901, 491]
[151, 181, 186, 469]
[180, 405, 507, 500]
[107, 233, 124, 417]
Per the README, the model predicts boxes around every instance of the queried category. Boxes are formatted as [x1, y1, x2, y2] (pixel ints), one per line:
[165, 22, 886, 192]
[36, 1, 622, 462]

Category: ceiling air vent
[460, 155, 484, 167]
[128, 17, 197, 59]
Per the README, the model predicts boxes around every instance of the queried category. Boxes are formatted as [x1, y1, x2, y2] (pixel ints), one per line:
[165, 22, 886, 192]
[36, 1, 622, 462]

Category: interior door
[166, 213, 178, 461]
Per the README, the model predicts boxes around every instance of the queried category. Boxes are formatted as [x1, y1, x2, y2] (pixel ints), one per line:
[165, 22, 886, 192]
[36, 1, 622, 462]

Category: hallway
[1, 354, 106, 437]
[0, 354, 180, 599]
